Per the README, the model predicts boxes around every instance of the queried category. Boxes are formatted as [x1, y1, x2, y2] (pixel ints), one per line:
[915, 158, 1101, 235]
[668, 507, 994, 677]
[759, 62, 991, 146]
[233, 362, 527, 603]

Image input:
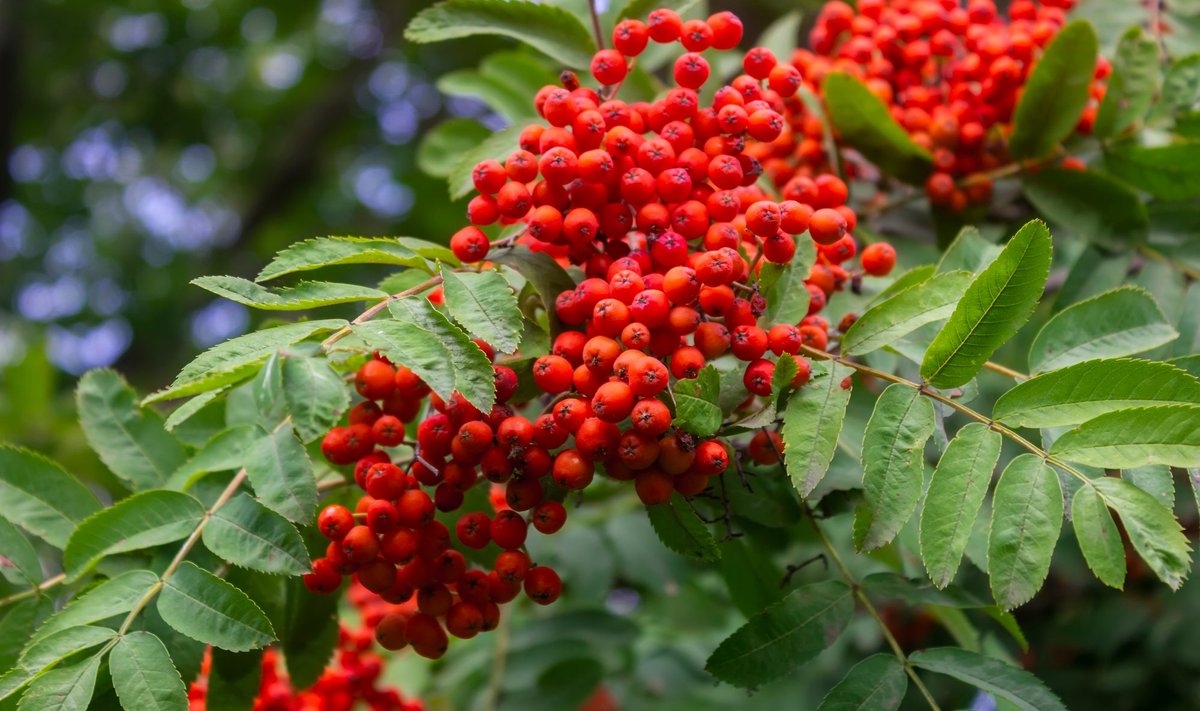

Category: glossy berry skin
[318, 505, 355, 541]
[861, 242, 897, 276]
[523, 566, 562, 605]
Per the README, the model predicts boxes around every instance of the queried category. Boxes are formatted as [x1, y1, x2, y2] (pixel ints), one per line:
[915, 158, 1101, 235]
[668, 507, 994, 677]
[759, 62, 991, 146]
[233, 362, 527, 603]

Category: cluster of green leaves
[0, 228, 543, 709]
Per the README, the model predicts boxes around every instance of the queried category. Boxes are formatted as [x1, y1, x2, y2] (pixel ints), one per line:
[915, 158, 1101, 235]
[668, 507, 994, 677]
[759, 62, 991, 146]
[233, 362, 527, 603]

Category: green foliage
[705, 581, 854, 688]
[202, 494, 311, 576]
[782, 362, 853, 497]
[857, 384, 935, 551]
[405, 0, 596, 69]
[1070, 486, 1126, 590]
[993, 358, 1200, 427]
[1094, 26, 1160, 138]
[388, 296, 497, 412]
[1027, 286, 1176, 372]
[908, 647, 1067, 711]
[646, 494, 721, 562]
[1104, 142, 1200, 201]
[191, 277, 385, 311]
[672, 366, 723, 437]
[1050, 405, 1200, 468]
[1091, 477, 1191, 589]
[109, 632, 188, 711]
[0, 446, 101, 548]
[440, 268, 525, 354]
[987, 455, 1063, 609]
[841, 271, 970, 356]
[156, 562, 275, 652]
[922, 220, 1052, 388]
[1022, 169, 1149, 250]
[919, 423, 1001, 589]
[1008, 20, 1099, 159]
[243, 422, 318, 524]
[822, 72, 933, 184]
[77, 369, 186, 490]
[255, 237, 441, 283]
[816, 654, 907, 711]
[63, 491, 205, 579]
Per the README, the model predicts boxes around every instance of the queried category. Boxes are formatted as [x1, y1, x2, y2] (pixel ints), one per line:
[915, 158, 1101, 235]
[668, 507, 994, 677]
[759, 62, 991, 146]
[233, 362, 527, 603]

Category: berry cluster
[307, 7, 898, 661]
[444, 10, 899, 501]
[763, 0, 1105, 210]
[311, 350, 567, 660]
[188, 583, 423, 711]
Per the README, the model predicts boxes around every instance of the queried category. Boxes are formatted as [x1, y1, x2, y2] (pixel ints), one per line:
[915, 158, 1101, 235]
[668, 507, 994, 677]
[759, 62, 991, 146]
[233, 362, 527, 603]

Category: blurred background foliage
[2, 1, 1200, 709]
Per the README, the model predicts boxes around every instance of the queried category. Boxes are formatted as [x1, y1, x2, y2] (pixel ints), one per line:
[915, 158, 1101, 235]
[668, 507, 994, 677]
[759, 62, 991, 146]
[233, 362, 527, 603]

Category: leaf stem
[807, 510, 943, 711]
[1139, 244, 1200, 281]
[321, 276, 443, 350]
[799, 345, 1092, 486]
[981, 361, 1028, 380]
[587, 0, 605, 51]
[0, 572, 66, 607]
[115, 417, 292, 637]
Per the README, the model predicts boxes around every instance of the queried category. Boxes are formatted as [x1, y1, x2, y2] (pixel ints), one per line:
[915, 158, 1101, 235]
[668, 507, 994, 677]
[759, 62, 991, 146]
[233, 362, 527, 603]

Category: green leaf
[491, 246, 576, 334]
[0, 517, 41, 586]
[0, 446, 101, 548]
[1124, 465, 1174, 509]
[405, 0, 596, 69]
[110, 632, 187, 711]
[280, 357, 349, 443]
[244, 422, 317, 524]
[936, 226, 1000, 275]
[757, 11, 803, 63]
[1092, 476, 1191, 589]
[1104, 142, 1200, 201]
[256, 237, 432, 283]
[280, 577, 340, 689]
[146, 320, 347, 404]
[1071, 486, 1126, 589]
[205, 649, 262, 711]
[919, 423, 1002, 588]
[1038, 287, 1177, 373]
[202, 494, 310, 576]
[762, 241, 817, 325]
[716, 538, 783, 618]
[0, 598, 53, 674]
[1050, 405, 1200, 468]
[157, 562, 275, 652]
[0, 626, 115, 702]
[909, 647, 1067, 711]
[63, 490, 205, 579]
[77, 369, 186, 491]
[704, 580, 853, 688]
[389, 296, 496, 412]
[437, 69, 536, 124]
[1008, 20, 1099, 159]
[617, 0, 700, 21]
[163, 388, 227, 433]
[922, 220, 1053, 389]
[192, 276, 385, 311]
[823, 72, 932, 184]
[352, 319, 458, 402]
[783, 362, 853, 497]
[417, 119, 492, 178]
[816, 653, 907, 711]
[1158, 53, 1200, 119]
[842, 271, 971, 356]
[871, 265, 936, 305]
[1094, 26, 1160, 138]
[440, 268, 524, 354]
[447, 124, 525, 200]
[994, 358, 1200, 428]
[673, 366, 722, 437]
[167, 425, 258, 491]
[857, 384, 935, 551]
[31, 570, 160, 644]
[645, 493, 720, 563]
[16, 653, 102, 711]
[1022, 168, 1149, 250]
[987, 454, 1063, 609]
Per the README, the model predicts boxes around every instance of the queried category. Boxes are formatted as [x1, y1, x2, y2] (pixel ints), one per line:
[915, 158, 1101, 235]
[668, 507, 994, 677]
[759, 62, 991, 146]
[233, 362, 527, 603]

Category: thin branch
[587, 0, 606, 51]
[320, 275, 442, 350]
[0, 572, 66, 607]
[799, 345, 1094, 487]
[1139, 244, 1200, 281]
[807, 509, 943, 711]
[982, 361, 1028, 381]
[115, 417, 291, 636]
